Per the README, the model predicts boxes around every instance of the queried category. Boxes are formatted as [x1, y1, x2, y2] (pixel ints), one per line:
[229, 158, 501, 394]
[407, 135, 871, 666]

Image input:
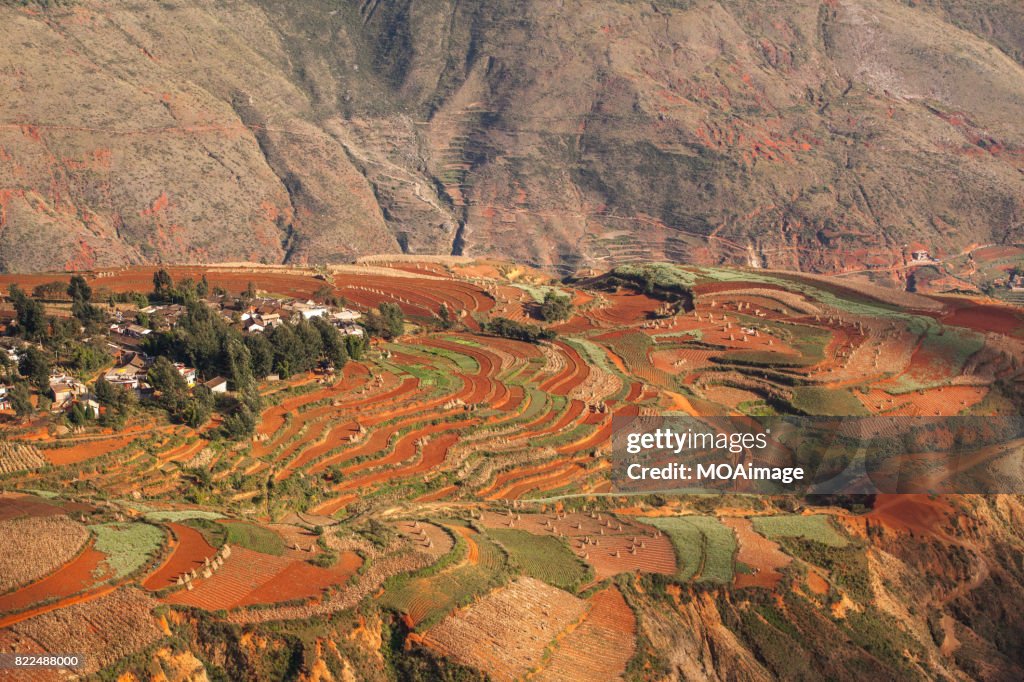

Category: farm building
[49, 375, 88, 411]
[204, 377, 229, 394]
[174, 363, 197, 387]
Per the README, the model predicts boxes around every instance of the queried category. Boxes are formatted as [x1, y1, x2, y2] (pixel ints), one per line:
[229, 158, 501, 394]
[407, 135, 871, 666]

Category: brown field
[722, 517, 791, 589]
[420, 577, 588, 681]
[0, 515, 90, 594]
[394, 521, 456, 560]
[0, 540, 108, 614]
[535, 586, 636, 681]
[8, 587, 162, 675]
[479, 511, 676, 580]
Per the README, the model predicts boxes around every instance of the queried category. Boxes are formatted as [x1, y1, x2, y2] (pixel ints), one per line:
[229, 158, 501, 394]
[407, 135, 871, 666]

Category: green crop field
[380, 531, 508, 628]
[752, 514, 849, 547]
[487, 528, 591, 590]
[646, 516, 737, 583]
[90, 522, 165, 579]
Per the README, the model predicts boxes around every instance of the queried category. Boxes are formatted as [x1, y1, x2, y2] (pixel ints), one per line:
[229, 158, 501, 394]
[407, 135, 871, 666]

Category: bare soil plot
[162, 546, 360, 610]
[141, 522, 216, 590]
[721, 517, 791, 589]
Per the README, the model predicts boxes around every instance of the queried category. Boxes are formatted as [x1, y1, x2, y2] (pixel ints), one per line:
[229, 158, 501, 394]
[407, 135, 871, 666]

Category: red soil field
[846, 494, 956, 540]
[0, 493, 70, 521]
[939, 301, 1024, 336]
[41, 434, 137, 465]
[163, 546, 361, 610]
[236, 553, 362, 607]
[141, 523, 216, 591]
[0, 541, 108, 614]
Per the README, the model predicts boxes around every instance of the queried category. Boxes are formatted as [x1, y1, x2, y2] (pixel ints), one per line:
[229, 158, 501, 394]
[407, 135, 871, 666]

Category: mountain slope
[1, 0, 1022, 273]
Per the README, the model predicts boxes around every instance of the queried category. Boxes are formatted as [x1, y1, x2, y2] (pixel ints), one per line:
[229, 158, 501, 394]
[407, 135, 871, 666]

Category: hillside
[1, 0, 1023, 274]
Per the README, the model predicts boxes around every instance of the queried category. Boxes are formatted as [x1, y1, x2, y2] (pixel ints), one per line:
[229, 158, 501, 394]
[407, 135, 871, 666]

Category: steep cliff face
[1, 0, 1023, 273]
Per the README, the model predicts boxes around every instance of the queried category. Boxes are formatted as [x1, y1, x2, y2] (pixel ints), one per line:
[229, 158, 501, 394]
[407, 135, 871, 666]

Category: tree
[9, 382, 33, 419]
[19, 347, 51, 392]
[438, 303, 455, 330]
[197, 274, 210, 298]
[225, 336, 254, 392]
[539, 290, 573, 322]
[67, 275, 92, 304]
[181, 385, 214, 428]
[9, 285, 45, 339]
[147, 356, 189, 415]
[483, 317, 556, 343]
[152, 269, 174, 300]
[70, 341, 110, 374]
[245, 333, 274, 378]
[312, 316, 347, 369]
[68, 402, 90, 426]
[267, 324, 298, 378]
[94, 377, 136, 428]
[363, 302, 404, 340]
[345, 333, 366, 360]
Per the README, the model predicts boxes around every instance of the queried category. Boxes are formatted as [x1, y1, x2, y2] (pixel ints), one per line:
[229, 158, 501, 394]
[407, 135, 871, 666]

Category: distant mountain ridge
[1, 0, 1023, 274]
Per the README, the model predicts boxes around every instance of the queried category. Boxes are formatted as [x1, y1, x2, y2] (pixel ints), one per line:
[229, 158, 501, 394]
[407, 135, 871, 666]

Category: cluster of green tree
[31, 281, 71, 300]
[151, 269, 211, 305]
[482, 316, 556, 343]
[602, 264, 694, 304]
[143, 297, 365, 437]
[146, 356, 217, 428]
[67, 275, 105, 326]
[538, 290, 573, 322]
[361, 302, 405, 339]
[93, 376, 137, 428]
[437, 303, 456, 330]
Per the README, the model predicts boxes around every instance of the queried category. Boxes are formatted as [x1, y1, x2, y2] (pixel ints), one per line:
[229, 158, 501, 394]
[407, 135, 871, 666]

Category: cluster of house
[234, 298, 364, 337]
[101, 350, 218, 394]
[121, 297, 365, 338]
[1005, 271, 1024, 292]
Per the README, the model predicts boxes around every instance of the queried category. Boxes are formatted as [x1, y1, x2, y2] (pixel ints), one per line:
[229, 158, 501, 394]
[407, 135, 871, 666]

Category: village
[0, 272, 366, 425]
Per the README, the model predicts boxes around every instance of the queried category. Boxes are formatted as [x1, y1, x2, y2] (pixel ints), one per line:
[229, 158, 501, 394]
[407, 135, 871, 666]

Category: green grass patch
[791, 387, 869, 416]
[487, 528, 592, 591]
[90, 522, 164, 579]
[222, 521, 286, 556]
[646, 516, 736, 583]
[752, 514, 848, 547]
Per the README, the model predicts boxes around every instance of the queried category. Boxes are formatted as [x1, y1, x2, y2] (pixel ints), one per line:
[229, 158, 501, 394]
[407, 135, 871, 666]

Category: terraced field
[0, 260, 1019, 678]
